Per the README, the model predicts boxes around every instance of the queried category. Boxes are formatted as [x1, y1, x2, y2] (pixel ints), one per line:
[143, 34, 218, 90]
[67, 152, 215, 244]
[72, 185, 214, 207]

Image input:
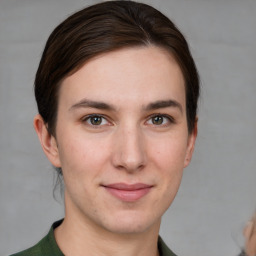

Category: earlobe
[184, 119, 198, 168]
[33, 114, 61, 167]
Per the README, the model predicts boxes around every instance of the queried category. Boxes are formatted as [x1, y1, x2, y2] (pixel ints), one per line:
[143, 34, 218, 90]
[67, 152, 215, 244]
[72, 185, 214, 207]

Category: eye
[83, 115, 108, 126]
[152, 116, 164, 125]
[146, 114, 174, 126]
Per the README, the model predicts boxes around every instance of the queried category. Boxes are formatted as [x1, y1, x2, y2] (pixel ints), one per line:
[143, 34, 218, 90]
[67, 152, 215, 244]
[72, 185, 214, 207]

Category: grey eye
[83, 114, 109, 127]
[89, 116, 103, 125]
[151, 116, 164, 125]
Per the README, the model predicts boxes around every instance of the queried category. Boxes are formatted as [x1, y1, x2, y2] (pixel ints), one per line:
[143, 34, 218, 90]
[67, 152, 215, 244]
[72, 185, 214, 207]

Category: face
[35, 46, 197, 235]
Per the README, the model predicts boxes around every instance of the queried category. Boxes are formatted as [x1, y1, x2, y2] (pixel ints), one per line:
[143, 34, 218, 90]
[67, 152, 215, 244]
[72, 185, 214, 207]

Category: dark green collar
[11, 220, 177, 256]
[158, 236, 177, 256]
[10, 220, 64, 256]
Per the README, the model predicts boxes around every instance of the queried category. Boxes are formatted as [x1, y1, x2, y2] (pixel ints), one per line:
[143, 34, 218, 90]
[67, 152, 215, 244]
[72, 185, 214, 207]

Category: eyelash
[82, 114, 109, 127]
[146, 114, 175, 126]
[81, 113, 175, 127]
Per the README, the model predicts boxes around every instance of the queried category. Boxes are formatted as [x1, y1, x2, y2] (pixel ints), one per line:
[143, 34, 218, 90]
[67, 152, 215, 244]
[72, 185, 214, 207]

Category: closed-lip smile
[102, 183, 153, 202]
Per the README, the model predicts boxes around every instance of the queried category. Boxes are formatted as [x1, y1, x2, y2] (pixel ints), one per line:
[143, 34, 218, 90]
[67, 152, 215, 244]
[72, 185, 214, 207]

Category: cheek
[150, 135, 188, 169]
[149, 138, 186, 213]
[57, 136, 103, 199]
[57, 130, 110, 178]
[149, 134, 188, 198]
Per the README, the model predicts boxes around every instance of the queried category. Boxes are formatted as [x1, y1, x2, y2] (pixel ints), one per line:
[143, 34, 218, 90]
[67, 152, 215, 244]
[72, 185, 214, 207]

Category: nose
[111, 125, 146, 173]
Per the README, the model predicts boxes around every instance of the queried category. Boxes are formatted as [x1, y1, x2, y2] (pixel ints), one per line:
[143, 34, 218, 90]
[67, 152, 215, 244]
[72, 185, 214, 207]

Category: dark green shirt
[10, 220, 177, 256]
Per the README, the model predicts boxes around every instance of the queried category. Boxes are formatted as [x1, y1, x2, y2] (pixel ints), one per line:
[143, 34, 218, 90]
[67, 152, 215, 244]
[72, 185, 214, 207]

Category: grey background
[0, 0, 255, 255]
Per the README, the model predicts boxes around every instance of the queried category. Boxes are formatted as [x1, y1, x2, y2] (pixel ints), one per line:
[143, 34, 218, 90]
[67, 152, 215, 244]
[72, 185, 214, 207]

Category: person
[11, 1, 199, 255]
[239, 212, 256, 256]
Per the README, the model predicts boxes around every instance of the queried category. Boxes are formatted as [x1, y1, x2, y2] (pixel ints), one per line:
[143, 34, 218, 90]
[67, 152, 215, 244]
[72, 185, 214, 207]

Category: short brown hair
[35, 0, 200, 135]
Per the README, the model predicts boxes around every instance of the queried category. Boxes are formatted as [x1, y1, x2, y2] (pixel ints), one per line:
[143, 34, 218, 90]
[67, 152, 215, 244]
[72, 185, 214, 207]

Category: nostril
[114, 160, 145, 173]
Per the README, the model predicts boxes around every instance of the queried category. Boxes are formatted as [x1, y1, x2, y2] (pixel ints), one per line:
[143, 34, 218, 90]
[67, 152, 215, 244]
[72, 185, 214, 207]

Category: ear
[184, 118, 198, 168]
[33, 114, 61, 167]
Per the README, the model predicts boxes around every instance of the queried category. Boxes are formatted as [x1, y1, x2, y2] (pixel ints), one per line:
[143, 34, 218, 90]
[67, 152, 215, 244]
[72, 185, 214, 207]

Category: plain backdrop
[0, 0, 256, 255]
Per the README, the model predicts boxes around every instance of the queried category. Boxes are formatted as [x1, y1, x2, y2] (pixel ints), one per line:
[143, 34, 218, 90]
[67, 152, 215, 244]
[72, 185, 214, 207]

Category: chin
[101, 211, 161, 235]
[106, 223, 150, 234]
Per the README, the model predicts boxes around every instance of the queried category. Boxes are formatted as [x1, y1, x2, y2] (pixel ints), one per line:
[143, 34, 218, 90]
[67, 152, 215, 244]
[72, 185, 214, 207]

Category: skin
[34, 46, 197, 256]
[244, 212, 256, 256]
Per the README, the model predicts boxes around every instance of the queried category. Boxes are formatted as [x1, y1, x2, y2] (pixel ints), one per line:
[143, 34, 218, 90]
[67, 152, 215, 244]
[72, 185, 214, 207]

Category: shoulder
[9, 236, 48, 256]
[158, 236, 178, 256]
[9, 220, 64, 256]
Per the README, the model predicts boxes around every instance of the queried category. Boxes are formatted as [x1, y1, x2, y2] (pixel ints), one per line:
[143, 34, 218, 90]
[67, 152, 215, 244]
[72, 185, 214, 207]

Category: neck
[54, 198, 161, 256]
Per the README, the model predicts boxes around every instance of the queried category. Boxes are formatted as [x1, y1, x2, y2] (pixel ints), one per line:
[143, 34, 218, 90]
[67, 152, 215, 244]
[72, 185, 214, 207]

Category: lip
[102, 183, 153, 202]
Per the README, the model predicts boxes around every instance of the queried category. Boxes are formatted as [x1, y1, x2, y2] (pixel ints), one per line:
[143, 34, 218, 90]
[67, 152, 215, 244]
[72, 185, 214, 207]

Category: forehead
[59, 46, 185, 110]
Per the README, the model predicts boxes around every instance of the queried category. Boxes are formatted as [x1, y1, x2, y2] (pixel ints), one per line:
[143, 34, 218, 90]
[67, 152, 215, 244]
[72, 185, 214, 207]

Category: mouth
[102, 183, 153, 202]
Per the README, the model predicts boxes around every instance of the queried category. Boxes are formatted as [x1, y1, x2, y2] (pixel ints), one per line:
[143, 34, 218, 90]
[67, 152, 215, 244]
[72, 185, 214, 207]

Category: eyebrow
[144, 100, 183, 113]
[69, 98, 183, 113]
[69, 99, 116, 111]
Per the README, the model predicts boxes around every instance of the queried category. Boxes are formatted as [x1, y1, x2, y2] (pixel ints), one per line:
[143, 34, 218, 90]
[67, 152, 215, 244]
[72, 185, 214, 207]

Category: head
[34, 1, 200, 235]
[35, 0, 199, 136]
